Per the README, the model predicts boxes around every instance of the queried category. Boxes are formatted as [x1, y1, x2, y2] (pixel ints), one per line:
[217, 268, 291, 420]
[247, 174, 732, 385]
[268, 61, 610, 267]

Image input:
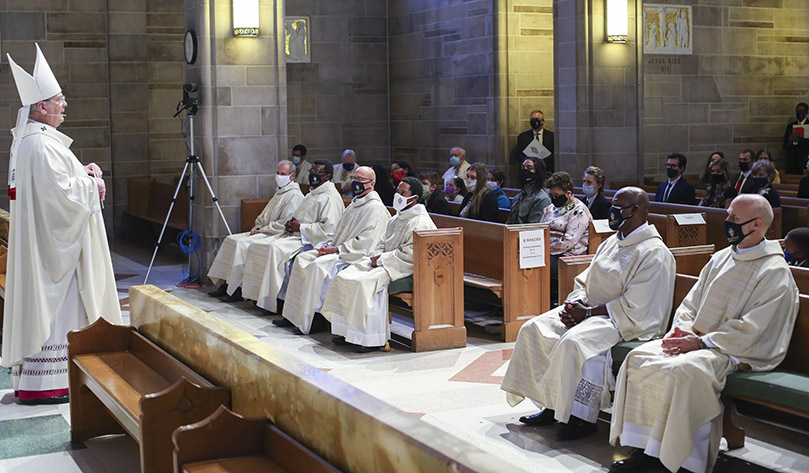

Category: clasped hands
[284, 217, 301, 233]
[85, 163, 106, 202]
[661, 327, 702, 356]
[559, 299, 588, 328]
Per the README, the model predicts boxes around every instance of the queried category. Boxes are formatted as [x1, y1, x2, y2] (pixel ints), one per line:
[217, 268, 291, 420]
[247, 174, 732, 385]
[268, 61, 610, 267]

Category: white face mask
[466, 179, 477, 192]
[393, 192, 413, 212]
[486, 181, 499, 192]
[275, 174, 292, 188]
[582, 185, 596, 197]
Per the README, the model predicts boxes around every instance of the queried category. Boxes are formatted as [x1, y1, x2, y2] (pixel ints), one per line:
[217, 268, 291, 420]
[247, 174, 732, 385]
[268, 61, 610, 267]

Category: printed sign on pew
[519, 229, 546, 269]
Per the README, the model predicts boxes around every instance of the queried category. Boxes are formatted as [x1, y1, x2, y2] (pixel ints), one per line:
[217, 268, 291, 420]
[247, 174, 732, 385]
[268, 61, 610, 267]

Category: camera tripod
[143, 89, 232, 284]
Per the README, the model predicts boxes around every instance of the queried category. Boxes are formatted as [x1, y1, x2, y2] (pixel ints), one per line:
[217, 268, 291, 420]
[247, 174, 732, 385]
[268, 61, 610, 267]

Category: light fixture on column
[233, 0, 259, 37]
[606, 0, 628, 43]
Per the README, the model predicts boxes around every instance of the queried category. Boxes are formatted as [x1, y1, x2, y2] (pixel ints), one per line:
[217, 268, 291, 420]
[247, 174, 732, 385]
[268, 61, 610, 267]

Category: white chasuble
[2, 122, 122, 373]
[610, 240, 799, 473]
[282, 191, 390, 333]
[322, 204, 436, 346]
[241, 181, 343, 310]
[501, 224, 675, 424]
[207, 182, 304, 294]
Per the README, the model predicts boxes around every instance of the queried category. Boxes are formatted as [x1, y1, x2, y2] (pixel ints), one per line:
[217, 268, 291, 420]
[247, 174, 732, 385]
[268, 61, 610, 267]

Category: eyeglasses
[47, 96, 67, 106]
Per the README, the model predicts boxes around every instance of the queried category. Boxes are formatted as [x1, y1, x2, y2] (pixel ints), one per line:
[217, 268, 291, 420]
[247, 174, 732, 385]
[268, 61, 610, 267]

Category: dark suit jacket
[731, 172, 757, 195]
[459, 191, 499, 222]
[655, 178, 696, 205]
[783, 119, 809, 174]
[512, 128, 554, 174]
[585, 193, 611, 220]
[425, 190, 452, 215]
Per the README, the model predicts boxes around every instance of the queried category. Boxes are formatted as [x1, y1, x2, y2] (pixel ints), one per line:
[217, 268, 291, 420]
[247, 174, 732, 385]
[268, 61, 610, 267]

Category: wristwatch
[585, 307, 592, 318]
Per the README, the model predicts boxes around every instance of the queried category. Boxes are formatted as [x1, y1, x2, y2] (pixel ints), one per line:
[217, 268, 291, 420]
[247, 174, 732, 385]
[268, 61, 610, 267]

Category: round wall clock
[184, 30, 198, 65]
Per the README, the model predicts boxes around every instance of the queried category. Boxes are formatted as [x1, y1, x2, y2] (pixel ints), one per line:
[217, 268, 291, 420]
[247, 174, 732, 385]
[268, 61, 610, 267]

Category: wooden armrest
[173, 405, 266, 467]
[463, 273, 503, 297]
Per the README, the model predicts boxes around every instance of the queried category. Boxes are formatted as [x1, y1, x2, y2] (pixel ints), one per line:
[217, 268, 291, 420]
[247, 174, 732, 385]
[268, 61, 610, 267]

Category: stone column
[184, 0, 287, 274]
[554, 0, 643, 186]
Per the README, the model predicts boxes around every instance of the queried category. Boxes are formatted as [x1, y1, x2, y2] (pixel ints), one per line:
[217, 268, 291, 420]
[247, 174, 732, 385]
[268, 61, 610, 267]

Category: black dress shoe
[332, 336, 349, 345]
[519, 408, 556, 426]
[556, 416, 597, 441]
[609, 449, 665, 472]
[219, 288, 243, 303]
[272, 318, 293, 327]
[19, 394, 70, 405]
[208, 284, 228, 297]
[355, 345, 382, 353]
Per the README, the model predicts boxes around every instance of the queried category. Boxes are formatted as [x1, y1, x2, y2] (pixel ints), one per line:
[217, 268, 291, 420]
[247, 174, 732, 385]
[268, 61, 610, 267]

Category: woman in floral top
[540, 172, 593, 278]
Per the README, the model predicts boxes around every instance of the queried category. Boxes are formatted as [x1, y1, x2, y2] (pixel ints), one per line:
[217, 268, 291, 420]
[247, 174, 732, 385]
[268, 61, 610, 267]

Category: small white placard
[591, 219, 614, 234]
[523, 141, 551, 160]
[519, 229, 546, 269]
[673, 213, 705, 225]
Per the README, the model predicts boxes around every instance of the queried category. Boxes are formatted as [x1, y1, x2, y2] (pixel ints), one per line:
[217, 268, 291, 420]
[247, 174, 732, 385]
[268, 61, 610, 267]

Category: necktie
[535, 131, 541, 141]
[663, 182, 673, 202]
[735, 175, 744, 192]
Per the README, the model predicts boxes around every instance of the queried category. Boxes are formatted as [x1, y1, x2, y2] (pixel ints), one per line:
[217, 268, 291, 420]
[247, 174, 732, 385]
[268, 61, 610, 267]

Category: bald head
[354, 165, 375, 182]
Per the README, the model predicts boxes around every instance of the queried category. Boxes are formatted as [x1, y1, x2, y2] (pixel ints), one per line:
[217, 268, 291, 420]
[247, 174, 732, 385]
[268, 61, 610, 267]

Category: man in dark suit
[783, 102, 809, 174]
[655, 153, 696, 205]
[512, 110, 554, 174]
[730, 149, 758, 197]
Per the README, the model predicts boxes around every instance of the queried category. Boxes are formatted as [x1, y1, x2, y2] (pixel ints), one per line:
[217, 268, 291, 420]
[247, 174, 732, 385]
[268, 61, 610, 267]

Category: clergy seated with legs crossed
[207, 160, 304, 302]
[608, 193, 799, 473]
[278, 166, 391, 334]
[321, 177, 437, 352]
[241, 160, 344, 313]
[501, 187, 675, 441]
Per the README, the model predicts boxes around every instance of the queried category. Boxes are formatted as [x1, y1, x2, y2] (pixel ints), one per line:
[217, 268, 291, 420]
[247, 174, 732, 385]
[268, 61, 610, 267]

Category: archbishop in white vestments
[241, 161, 344, 312]
[322, 177, 436, 349]
[501, 187, 674, 440]
[282, 167, 390, 334]
[609, 194, 799, 473]
[2, 44, 122, 403]
[207, 160, 303, 297]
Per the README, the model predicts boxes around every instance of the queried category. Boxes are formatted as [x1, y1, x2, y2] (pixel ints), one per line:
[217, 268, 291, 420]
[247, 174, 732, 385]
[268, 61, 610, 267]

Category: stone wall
[285, 0, 389, 166]
[388, 0, 498, 175]
[643, 0, 809, 179]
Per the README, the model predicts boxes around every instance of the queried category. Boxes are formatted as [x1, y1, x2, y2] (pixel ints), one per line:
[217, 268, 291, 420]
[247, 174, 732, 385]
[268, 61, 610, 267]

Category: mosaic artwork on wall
[643, 4, 692, 55]
[284, 16, 310, 63]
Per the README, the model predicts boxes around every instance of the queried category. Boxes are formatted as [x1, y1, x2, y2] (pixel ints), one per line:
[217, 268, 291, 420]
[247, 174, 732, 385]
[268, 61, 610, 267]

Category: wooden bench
[173, 405, 340, 473]
[388, 228, 467, 352]
[68, 318, 230, 473]
[126, 177, 189, 232]
[240, 198, 271, 232]
[586, 213, 707, 254]
[430, 214, 550, 341]
[557, 245, 714, 304]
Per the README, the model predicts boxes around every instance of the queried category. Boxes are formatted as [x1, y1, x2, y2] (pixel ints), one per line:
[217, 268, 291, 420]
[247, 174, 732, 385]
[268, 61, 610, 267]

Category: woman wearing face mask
[418, 171, 452, 215]
[696, 151, 724, 190]
[581, 166, 610, 219]
[444, 177, 467, 203]
[370, 164, 395, 207]
[756, 149, 780, 184]
[391, 160, 415, 186]
[486, 168, 512, 209]
[750, 160, 781, 209]
[506, 157, 551, 224]
[540, 172, 592, 278]
[458, 163, 499, 222]
[698, 158, 732, 209]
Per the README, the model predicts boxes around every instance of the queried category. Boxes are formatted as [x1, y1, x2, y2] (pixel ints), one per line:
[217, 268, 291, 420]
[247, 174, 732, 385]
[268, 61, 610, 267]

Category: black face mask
[608, 204, 635, 231]
[551, 193, 568, 208]
[530, 118, 542, 129]
[519, 168, 536, 185]
[666, 168, 680, 179]
[351, 180, 367, 197]
[724, 217, 757, 246]
[309, 172, 322, 187]
[739, 161, 750, 172]
[711, 173, 725, 184]
[798, 111, 807, 122]
[752, 177, 769, 189]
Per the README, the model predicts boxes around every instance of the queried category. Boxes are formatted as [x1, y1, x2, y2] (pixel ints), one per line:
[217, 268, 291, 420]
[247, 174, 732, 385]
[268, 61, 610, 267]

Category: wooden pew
[173, 405, 340, 473]
[430, 214, 551, 342]
[790, 265, 809, 294]
[241, 198, 271, 232]
[586, 213, 706, 254]
[780, 196, 809, 233]
[68, 318, 230, 473]
[558, 245, 714, 303]
[389, 228, 466, 352]
[125, 177, 189, 231]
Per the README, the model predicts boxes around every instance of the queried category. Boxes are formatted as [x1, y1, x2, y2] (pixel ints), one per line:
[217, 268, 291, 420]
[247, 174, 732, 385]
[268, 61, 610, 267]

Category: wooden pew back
[431, 214, 503, 280]
[781, 294, 809, 374]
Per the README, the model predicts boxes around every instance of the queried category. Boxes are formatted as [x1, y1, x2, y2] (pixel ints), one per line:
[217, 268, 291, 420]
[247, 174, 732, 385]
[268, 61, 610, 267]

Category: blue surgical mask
[784, 249, 795, 263]
[293, 156, 302, 165]
[582, 185, 596, 197]
[450, 156, 461, 166]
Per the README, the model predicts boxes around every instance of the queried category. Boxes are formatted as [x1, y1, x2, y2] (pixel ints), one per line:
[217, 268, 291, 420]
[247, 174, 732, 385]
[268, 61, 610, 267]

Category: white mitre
[6, 43, 62, 198]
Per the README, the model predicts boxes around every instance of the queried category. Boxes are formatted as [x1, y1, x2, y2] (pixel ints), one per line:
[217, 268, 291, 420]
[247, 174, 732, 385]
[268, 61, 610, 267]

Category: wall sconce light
[233, 0, 259, 37]
[605, 0, 628, 43]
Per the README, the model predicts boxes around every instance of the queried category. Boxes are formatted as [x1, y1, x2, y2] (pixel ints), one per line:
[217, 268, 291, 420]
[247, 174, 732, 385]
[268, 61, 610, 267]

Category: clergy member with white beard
[322, 176, 437, 352]
[207, 160, 304, 302]
[2, 44, 122, 405]
[241, 160, 344, 312]
[501, 187, 675, 441]
[608, 193, 799, 473]
[278, 166, 390, 334]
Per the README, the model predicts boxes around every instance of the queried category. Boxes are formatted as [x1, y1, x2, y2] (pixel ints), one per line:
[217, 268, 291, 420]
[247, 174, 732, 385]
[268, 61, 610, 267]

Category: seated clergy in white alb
[608, 194, 799, 473]
[280, 166, 390, 334]
[241, 160, 344, 312]
[207, 160, 304, 301]
[501, 187, 675, 441]
[321, 177, 437, 352]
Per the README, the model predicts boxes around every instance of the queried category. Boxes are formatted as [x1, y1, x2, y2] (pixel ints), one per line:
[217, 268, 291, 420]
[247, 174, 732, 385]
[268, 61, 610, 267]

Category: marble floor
[1, 239, 808, 473]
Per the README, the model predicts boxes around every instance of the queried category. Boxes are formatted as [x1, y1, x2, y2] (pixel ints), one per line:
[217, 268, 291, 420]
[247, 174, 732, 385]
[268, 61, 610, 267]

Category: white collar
[734, 238, 766, 255]
[618, 222, 648, 241]
[667, 175, 681, 185]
